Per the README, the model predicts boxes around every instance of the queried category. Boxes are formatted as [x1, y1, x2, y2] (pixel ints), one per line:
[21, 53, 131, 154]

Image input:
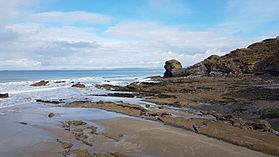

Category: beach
[0, 68, 279, 157]
[0, 102, 273, 157]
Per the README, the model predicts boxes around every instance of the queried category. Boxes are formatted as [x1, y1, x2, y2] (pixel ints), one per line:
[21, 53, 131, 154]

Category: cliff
[164, 37, 279, 77]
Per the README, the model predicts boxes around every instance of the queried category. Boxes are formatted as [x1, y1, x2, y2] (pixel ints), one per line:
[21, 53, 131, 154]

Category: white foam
[8, 86, 68, 94]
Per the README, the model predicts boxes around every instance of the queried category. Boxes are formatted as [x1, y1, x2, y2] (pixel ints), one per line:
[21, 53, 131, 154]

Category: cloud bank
[0, 0, 278, 70]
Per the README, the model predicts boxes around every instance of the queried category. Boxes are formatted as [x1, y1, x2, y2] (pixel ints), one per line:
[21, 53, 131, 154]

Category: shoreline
[0, 102, 274, 157]
[0, 72, 279, 156]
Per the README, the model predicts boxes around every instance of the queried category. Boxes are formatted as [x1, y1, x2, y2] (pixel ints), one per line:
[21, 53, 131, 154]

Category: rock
[36, 99, 64, 104]
[48, 113, 55, 118]
[19, 122, 28, 125]
[67, 120, 87, 126]
[71, 82, 86, 88]
[0, 93, 9, 98]
[255, 51, 279, 76]
[54, 81, 66, 83]
[31, 80, 49, 86]
[164, 37, 279, 77]
[252, 120, 272, 131]
[164, 59, 183, 77]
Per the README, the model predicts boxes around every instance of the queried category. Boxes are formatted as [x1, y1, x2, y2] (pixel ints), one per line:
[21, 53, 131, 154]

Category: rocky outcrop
[255, 51, 279, 76]
[31, 80, 49, 86]
[0, 93, 9, 98]
[165, 37, 279, 77]
[71, 82, 86, 88]
[164, 59, 183, 77]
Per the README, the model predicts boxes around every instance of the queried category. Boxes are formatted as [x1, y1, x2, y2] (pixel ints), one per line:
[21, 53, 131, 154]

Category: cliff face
[164, 37, 279, 77]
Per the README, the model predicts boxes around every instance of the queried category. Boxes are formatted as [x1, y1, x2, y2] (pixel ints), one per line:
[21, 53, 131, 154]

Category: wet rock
[54, 81, 66, 83]
[95, 84, 128, 91]
[261, 109, 279, 119]
[67, 120, 87, 126]
[107, 93, 136, 98]
[48, 112, 55, 118]
[71, 82, 86, 88]
[0, 93, 9, 98]
[19, 122, 28, 125]
[86, 126, 97, 134]
[56, 139, 73, 149]
[36, 99, 65, 104]
[103, 133, 124, 141]
[31, 80, 49, 86]
[251, 120, 272, 131]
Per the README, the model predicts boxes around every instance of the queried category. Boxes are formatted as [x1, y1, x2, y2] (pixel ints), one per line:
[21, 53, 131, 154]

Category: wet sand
[0, 103, 275, 157]
[94, 117, 272, 157]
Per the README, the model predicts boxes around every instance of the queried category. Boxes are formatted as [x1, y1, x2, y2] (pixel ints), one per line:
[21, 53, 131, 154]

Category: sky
[0, 0, 278, 70]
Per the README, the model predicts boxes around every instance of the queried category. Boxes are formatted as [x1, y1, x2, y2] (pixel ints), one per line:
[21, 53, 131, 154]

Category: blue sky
[0, 0, 278, 70]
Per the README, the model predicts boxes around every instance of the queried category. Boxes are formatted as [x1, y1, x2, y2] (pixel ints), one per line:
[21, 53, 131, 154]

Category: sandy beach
[0, 102, 275, 157]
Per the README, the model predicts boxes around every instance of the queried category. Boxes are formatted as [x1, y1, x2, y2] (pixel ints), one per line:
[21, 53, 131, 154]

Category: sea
[0, 69, 163, 109]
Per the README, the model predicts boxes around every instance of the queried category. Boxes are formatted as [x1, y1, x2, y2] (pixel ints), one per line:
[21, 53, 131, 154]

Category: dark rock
[67, 120, 87, 126]
[164, 59, 183, 77]
[164, 37, 279, 77]
[0, 93, 9, 98]
[251, 120, 272, 131]
[95, 84, 128, 91]
[54, 81, 66, 83]
[261, 109, 279, 119]
[71, 82, 86, 88]
[48, 113, 55, 118]
[31, 80, 49, 86]
[19, 122, 28, 125]
[107, 93, 135, 98]
[36, 99, 64, 104]
[255, 51, 279, 76]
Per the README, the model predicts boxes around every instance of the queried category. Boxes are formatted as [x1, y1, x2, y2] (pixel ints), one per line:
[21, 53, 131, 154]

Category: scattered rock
[19, 122, 28, 125]
[36, 99, 65, 104]
[56, 139, 73, 149]
[251, 120, 272, 131]
[54, 81, 66, 83]
[48, 112, 55, 118]
[107, 93, 136, 98]
[103, 133, 124, 141]
[71, 82, 86, 88]
[95, 84, 128, 91]
[67, 120, 87, 126]
[31, 80, 49, 86]
[0, 93, 9, 98]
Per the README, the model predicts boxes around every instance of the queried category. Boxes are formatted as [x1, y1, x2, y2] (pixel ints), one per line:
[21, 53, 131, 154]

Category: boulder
[48, 113, 55, 118]
[0, 93, 9, 98]
[31, 80, 49, 86]
[71, 82, 86, 88]
[164, 59, 183, 77]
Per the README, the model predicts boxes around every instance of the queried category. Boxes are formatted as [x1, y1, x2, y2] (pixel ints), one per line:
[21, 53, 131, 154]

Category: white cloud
[0, 59, 41, 69]
[26, 11, 112, 25]
[0, 20, 249, 70]
[0, 0, 276, 70]
[106, 21, 247, 53]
